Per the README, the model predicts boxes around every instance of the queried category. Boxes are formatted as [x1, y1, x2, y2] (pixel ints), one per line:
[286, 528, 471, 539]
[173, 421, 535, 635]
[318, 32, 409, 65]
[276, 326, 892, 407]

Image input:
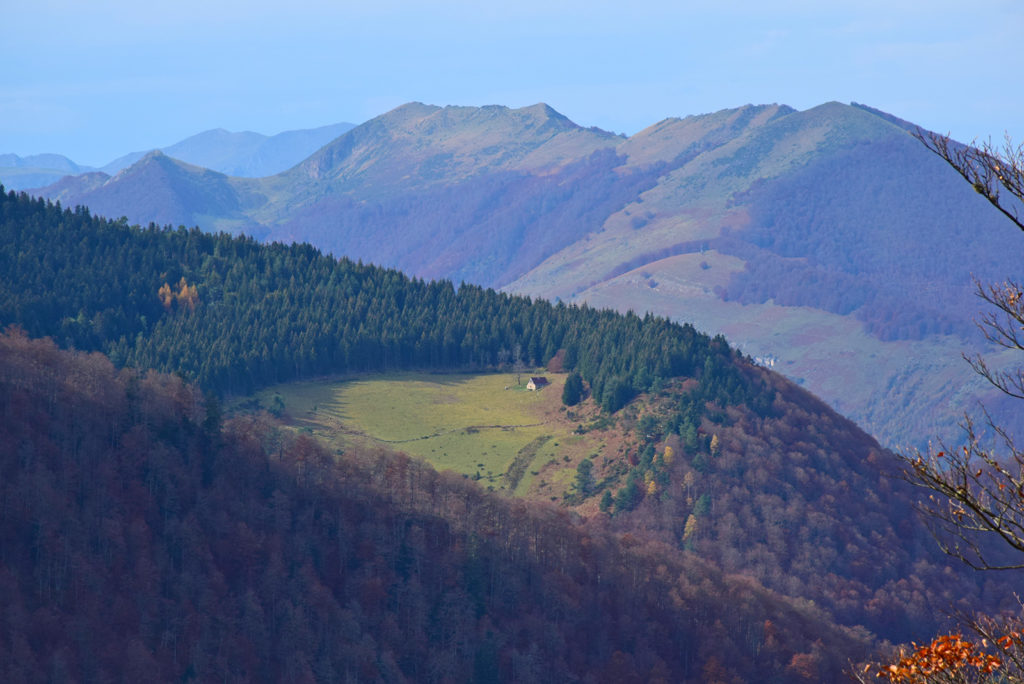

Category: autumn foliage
[855, 630, 1024, 683]
[157, 276, 198, 311]
[0, 330, 874, 682]
[589, 372, 1018, 646]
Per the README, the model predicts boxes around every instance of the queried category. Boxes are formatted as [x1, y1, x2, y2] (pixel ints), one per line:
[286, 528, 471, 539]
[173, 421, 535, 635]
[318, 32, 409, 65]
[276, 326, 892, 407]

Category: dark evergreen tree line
[0, 187, 765, 417]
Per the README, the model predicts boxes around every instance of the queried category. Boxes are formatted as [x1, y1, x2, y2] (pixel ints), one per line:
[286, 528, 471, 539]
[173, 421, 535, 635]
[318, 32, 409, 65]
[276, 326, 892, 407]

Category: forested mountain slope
[0, 187, 1016, 652]
[0, 187, 755, 411]
[588, 371, 1010, 645]
[0, 331, 875, 682]
[31, 101, 1022, 450]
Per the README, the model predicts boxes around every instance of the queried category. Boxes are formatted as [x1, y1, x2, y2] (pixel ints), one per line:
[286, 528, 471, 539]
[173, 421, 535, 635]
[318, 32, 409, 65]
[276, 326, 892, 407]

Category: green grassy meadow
[245, 371, 616, 497]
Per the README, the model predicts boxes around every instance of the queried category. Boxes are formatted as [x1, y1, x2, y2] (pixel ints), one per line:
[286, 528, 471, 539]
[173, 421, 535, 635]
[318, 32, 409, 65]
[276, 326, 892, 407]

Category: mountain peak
[295, 101, 614, 189]
[517, 102, 569, 122]
[129, 149, 227, 177]
[377, 102, 444, 126]
[806, 100, 853, 115]
[113, 149, 179, 179]
[369, 101, 581, 137]
[789, 100, 913, 141]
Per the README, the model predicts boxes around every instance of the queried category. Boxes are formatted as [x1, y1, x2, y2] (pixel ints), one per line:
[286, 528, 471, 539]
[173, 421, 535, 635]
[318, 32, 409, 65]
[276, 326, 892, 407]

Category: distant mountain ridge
[29, 100, 1024, 450]
[0, 153, 95, 191]
[100, 120, 356, 177]
[0, 152, 87, 172]
[42, 151, 253, 231]
[0, 121, 355, 191]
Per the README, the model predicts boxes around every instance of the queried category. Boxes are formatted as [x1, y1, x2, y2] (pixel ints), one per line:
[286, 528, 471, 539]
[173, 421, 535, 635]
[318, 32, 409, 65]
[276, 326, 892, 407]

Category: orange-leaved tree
[856, 627, 1022, 683]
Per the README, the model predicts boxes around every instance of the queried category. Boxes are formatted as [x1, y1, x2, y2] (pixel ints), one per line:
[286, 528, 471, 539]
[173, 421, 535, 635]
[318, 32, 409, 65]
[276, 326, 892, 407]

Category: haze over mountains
[0, 121, 355, 191]
[100, 121, 356, 177]
[31, 101, 1023, 450]
[0, 153, 94, 192]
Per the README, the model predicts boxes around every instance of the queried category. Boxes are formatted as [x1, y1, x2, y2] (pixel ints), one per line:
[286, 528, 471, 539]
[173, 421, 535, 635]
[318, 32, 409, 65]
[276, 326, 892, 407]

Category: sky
[3, 0, 1022, 167]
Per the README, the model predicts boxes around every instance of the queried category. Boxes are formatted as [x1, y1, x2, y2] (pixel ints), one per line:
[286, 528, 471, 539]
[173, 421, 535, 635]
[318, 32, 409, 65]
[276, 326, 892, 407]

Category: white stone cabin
[526, 376, 549, 391]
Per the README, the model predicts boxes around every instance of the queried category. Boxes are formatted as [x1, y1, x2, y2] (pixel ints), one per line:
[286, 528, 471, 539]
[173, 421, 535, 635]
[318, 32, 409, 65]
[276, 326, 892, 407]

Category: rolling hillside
[1, 331, 879, 682]
[0, 187, 1016, 653]
[31, 101, 1024, 449]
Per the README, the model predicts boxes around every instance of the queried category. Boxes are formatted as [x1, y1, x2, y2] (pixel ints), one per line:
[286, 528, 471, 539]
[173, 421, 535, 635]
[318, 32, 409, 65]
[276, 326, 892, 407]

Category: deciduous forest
[0, 331, 870, 682]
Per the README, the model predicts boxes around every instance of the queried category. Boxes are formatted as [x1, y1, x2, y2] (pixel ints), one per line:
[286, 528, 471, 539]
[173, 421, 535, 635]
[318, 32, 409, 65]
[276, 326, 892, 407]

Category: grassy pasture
[244, 371, 620, 498]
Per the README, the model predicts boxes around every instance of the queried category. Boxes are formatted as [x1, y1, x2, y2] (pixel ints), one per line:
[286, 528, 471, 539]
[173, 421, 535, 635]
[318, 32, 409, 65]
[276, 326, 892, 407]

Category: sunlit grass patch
[245, 372, 608, 487]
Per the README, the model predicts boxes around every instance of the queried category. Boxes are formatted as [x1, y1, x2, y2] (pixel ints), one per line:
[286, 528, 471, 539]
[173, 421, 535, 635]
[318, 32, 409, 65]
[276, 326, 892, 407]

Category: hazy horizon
[4, 0, 1022, 166]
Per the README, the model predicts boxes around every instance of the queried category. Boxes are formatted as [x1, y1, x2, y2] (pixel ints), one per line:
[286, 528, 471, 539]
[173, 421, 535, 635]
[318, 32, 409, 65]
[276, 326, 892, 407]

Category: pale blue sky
[3, 0, 1022, 166]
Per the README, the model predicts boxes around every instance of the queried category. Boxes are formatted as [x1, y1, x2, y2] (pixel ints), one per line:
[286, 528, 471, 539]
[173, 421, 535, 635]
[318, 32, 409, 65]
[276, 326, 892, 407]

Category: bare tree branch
[915, 129, 1024, 233]
[854, 125, 1024, 684]
[898, 409, 1024, 571]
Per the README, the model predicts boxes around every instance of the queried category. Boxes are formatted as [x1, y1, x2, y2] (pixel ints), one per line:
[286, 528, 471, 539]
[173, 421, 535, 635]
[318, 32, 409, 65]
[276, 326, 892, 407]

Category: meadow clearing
[245, 371, 627, 499]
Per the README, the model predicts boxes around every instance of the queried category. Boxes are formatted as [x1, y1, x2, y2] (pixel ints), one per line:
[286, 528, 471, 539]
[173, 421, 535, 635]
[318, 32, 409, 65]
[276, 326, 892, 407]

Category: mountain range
[99, 121, 356, 177]
[29, 101, 1024, 450]
[0, 153, 94, 192]
[0, 121, 354, 191]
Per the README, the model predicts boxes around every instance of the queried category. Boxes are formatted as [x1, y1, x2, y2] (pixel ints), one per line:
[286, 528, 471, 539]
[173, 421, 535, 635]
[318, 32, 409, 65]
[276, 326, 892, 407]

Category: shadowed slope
[0, 331, 873, 682]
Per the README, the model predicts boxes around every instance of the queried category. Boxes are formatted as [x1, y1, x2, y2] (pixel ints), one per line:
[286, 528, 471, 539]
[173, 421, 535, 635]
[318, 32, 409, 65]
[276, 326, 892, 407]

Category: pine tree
[562, 371, 584, 406]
